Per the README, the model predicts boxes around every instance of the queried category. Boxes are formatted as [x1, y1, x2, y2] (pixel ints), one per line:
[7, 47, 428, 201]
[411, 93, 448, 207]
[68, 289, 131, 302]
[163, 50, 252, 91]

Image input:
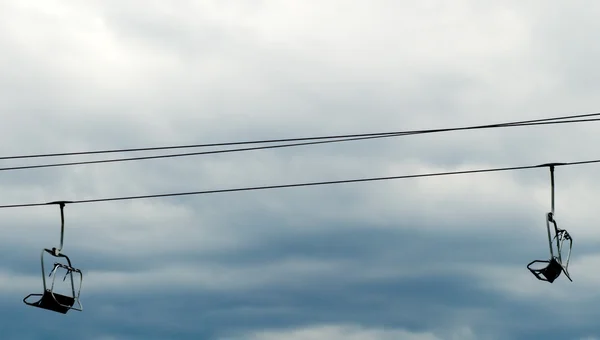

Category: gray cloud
[1, 1, 600, 339]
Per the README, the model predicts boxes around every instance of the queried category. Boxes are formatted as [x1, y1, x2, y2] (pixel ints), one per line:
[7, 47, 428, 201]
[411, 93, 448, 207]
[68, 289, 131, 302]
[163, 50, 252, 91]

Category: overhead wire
[0, 158, 598, 209]
[0, 112, 599, 161]
[1, 115, 600, 172]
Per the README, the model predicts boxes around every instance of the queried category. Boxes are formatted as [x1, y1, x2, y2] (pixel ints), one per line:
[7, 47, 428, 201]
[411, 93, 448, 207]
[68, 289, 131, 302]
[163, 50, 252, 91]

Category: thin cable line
[0, 158, 597, 209]
[1, 112, 599, 161]
[1, 118, 599, 172]
[0, 134, 403, 172]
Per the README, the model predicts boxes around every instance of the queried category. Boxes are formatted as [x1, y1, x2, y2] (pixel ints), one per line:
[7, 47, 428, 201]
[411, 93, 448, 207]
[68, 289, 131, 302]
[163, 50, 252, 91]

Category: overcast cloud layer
[1, 1, 600, 339]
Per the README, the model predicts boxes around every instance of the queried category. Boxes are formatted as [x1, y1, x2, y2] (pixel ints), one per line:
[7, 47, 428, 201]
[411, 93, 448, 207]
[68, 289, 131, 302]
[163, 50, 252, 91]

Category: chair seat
[527, 258, 565, 283]
[26, 290, 75, 314]
[538, 258, 564, 283]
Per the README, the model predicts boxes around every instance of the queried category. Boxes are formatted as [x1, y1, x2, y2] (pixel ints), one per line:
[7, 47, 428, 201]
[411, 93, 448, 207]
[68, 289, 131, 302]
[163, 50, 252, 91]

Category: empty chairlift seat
[23, 201, 83, 314]
[527, 165, 573, 284]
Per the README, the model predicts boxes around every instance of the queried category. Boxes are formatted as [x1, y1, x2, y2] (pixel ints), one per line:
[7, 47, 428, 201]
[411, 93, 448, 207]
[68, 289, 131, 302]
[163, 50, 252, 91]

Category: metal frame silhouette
[23, 201, 83, 314]
[527, 164, 573, 283]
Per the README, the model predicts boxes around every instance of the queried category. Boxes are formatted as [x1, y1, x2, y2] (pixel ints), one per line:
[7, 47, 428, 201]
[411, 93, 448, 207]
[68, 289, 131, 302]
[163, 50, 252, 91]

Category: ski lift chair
[23, 201, 83, 314]
[527, 164, 573, 283]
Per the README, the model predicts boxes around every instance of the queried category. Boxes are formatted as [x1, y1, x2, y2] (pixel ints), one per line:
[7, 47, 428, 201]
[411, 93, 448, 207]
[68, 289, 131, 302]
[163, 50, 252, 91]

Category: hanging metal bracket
[46, 201, 73, 256]
[527, 163, 573, 283]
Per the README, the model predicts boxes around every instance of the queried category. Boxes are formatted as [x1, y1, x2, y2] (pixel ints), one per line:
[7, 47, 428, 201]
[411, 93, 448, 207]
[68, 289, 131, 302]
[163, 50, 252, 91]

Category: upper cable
[1, 112, 599, 161]
[0, 113, 598, 173]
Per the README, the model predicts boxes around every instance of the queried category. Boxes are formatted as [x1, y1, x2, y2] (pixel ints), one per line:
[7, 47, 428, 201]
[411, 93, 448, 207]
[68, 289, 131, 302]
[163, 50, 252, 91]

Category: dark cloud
[0, 217, 591, 339]
[1, 0, 600, 339]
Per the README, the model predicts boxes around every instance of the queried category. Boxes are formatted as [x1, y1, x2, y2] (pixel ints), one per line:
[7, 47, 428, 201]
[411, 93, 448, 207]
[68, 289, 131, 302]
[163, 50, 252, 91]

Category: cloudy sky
[1, 1, 600, 339]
